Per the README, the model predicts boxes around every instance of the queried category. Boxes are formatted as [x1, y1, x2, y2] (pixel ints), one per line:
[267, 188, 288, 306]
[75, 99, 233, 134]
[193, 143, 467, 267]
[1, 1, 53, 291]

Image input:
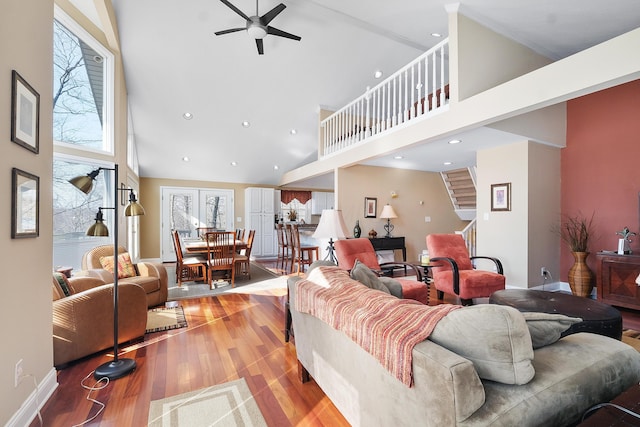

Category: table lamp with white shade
[380, 204, 398, 238]
[313, 209, 349, 264]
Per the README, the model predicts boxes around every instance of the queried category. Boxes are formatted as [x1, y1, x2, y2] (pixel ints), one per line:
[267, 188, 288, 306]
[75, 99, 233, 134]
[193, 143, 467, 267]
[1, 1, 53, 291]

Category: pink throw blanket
[295, 266, 460, 386]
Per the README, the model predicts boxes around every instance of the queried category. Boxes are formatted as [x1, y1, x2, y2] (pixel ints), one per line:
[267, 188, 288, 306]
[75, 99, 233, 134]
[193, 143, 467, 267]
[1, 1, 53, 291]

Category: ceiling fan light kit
[215, 0, 301, 55]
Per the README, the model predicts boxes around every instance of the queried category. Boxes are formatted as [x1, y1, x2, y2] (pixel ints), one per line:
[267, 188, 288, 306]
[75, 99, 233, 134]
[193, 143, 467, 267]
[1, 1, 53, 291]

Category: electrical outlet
[14, 359, 23, 387]
[541, 267, 549, 277]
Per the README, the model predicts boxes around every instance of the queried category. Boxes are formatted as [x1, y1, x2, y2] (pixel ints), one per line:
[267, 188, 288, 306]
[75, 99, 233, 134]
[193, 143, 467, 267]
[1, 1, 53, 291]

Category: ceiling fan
[215, 0, 301, 55]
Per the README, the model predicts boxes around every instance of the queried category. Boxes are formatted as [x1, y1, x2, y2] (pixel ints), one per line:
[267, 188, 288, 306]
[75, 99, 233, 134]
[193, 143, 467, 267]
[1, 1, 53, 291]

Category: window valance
[281, 190, 312, 205]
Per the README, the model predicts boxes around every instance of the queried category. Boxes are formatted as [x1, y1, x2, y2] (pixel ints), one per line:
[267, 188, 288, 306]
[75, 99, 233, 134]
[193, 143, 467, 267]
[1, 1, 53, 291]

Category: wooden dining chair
[284, 224, 295, 270]
[204, 231, 237, 289]
[197, 227, 216, 238]
[276, 223, 289, 270]
[290, 224, 319, 275]
[234, 230, 256, 279]
[171, 230, 207, 286]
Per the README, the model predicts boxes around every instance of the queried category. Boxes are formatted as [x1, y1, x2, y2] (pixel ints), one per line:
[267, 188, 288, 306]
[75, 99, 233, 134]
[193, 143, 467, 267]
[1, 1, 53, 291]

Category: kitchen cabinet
[245, 188, 276, 257]
[311, 191, 335, 215]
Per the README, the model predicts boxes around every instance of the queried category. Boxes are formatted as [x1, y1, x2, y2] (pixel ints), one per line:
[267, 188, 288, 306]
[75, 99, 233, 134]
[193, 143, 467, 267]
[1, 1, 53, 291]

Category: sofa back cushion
[429, 304, 535, 385]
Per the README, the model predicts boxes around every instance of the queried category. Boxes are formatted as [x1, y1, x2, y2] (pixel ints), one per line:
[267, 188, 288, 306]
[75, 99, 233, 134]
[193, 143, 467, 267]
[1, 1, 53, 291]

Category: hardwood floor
[34, 263, 348, 427]
[34, 259, 640, 426]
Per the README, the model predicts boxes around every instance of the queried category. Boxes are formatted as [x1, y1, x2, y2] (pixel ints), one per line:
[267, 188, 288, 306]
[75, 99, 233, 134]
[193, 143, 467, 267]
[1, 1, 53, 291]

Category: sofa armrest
[136, 262, 168, 304]
[53, 282, 147, 367]
[412, 340, 485, 422]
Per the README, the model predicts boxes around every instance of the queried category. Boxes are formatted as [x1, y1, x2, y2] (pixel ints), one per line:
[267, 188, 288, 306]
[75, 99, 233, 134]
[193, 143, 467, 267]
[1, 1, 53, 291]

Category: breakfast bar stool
[290, 224, 319, 275]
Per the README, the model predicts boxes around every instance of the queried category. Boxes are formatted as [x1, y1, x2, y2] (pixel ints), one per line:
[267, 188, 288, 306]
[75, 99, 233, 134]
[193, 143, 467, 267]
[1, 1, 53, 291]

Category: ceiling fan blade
[267, 26, 301, 41]
[261, 3, 286, 25]
[219, 0, 250, 21]
[214, 27, 245, 36]
[256, 38, 264, 55]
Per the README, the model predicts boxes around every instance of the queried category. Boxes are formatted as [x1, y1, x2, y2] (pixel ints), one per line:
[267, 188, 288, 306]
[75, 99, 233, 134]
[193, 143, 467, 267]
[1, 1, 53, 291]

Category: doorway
[160, 187, 234, 262]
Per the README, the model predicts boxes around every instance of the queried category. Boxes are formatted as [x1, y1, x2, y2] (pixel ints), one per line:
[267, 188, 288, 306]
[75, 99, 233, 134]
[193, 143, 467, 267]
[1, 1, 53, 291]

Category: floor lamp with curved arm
[69, 164, 145, 380]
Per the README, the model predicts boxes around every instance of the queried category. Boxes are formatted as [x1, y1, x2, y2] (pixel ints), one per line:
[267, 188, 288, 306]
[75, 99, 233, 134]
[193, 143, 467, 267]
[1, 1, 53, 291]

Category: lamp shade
[124, 190, 146, 216]
[313, 209, 349, 239]
[379, 204, 398, 219]
[87, 209, 109, 236]
[69, 169, 101, 194]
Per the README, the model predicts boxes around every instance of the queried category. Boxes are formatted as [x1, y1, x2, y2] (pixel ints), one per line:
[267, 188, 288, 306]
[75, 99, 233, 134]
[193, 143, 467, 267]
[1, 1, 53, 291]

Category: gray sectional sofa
[289, 266, 640, 426]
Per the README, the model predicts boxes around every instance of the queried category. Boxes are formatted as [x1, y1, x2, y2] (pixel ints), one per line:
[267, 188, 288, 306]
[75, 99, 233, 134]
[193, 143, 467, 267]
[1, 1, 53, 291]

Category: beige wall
[477, 141, 561, 288]
[139, 177, 275, 259]
[2, 0, 54, 424]
[336, 165, 468, 262]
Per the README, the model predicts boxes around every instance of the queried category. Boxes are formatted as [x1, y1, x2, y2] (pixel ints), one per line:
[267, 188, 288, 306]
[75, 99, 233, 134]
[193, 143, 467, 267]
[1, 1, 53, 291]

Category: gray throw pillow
[522, 312, 582, 349]
[430, 304, 535, 385]
[350, 260, 391, 294]
[379, 277, 403, 298]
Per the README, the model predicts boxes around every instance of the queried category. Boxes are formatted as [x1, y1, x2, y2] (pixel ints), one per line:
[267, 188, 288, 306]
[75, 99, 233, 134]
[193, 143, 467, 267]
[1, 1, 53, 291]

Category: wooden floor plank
[34, 267, 347, 427]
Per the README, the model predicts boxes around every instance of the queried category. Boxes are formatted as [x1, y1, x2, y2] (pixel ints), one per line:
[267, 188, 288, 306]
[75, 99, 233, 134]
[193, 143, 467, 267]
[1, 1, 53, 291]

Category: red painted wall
[561, 80, 640, 279]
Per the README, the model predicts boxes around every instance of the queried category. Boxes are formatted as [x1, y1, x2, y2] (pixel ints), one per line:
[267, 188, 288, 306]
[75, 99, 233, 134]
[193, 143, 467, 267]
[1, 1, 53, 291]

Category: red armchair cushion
[335, 238, 381, 270]
[426, 234, 473, 271]
[432, 270, 505, 300]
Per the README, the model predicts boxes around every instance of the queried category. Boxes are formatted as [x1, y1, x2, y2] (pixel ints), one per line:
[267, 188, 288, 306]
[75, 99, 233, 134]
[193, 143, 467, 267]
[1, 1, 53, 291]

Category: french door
[160, 187, 234, 262]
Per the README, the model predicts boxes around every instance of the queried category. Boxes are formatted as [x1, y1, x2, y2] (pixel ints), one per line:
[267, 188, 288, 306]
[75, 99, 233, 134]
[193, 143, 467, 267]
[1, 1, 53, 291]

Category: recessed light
[443, 161, 453, 166]
[448, 139, 461, 144]
[273, 165, 279, 170]
[431, 32, 442, 38]
[182, 156, 190, 162]
[394, 155, 404, 160]
[231, 161, 237, 166]
[242, 121, 250, 128]
[182, 112, 193, 120]
[374, 70, 383, 79]
[290, 129, 297, 135]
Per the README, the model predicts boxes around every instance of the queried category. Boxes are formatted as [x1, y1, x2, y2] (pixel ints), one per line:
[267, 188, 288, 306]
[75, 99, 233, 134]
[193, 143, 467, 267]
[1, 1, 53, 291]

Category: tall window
[52, 7, 115, 270]
[53, 9, 113, 152]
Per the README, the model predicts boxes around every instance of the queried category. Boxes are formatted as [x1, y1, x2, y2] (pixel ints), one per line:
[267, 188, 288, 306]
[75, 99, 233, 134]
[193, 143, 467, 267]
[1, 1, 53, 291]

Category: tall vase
[568, 251, 594, 297]
[353, 220, 361, 238]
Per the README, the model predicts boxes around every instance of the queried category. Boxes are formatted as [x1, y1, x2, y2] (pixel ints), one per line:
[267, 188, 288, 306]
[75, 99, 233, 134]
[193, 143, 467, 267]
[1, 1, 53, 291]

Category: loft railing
[320, 38, 449, 157]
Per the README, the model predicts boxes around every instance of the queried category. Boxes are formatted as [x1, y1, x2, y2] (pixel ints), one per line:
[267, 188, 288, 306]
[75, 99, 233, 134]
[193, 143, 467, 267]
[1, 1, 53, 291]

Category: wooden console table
[596, 252, 640, 310]
[369, 237, 406, 261]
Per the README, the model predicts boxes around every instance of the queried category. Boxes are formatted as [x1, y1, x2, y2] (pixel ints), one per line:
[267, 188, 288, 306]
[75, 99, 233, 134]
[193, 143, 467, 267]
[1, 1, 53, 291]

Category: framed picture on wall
[11, 70, 40, 154]
[491, 182, 511, 211]
[12, 168, 39, 238]
[364, 197, 377, 218]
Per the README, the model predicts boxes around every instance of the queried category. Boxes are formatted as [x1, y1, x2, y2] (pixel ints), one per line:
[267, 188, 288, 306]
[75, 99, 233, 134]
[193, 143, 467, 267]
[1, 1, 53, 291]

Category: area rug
[167, 263, 283, 301]
[147, 378, 267, 427]
[146, 306, 188, 334]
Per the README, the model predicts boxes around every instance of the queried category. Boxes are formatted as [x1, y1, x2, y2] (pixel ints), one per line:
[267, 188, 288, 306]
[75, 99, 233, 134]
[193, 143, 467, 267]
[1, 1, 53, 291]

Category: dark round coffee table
[490, 289, 622, 340]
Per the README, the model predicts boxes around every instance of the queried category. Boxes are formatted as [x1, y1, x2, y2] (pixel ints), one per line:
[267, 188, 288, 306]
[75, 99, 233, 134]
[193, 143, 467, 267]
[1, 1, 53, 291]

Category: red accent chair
[334, 238, 428, 304]
[426, 233, 505, 306]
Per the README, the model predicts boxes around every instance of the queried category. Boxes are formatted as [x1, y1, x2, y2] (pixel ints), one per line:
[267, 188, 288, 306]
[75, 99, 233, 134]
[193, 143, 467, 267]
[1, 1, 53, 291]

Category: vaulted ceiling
[82, 0, 640, 186]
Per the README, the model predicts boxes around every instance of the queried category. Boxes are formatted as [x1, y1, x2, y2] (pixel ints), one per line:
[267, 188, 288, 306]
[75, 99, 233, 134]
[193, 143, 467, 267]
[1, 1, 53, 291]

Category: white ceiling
[99, 0, 640, 187]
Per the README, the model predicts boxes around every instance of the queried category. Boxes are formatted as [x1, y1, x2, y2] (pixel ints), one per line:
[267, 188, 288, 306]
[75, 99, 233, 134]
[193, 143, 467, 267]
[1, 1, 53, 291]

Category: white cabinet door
[312, 192, 335, 214]
[245, 187, 276, 257]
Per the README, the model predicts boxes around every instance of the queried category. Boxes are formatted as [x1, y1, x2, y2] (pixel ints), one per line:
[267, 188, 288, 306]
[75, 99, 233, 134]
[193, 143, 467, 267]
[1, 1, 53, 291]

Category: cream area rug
[146, 306, 188, 334]
[148, 378, 267, 427]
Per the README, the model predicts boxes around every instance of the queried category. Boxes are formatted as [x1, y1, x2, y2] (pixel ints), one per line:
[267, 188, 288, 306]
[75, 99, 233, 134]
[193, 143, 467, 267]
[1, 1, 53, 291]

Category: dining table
[183, 238, 247, 254]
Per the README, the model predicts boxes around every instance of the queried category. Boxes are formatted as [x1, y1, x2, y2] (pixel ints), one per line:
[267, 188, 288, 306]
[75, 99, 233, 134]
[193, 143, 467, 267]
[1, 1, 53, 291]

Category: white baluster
[440, 44, 446, 107]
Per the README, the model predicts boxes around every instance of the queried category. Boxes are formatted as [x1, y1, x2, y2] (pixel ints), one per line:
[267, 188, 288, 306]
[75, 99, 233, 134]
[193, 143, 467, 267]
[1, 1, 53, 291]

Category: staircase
[441, 167, 476, 220]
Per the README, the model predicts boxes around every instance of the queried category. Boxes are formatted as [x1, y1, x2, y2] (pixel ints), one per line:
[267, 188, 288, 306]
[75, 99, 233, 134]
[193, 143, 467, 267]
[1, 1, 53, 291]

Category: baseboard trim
[6, 368, 58, 427]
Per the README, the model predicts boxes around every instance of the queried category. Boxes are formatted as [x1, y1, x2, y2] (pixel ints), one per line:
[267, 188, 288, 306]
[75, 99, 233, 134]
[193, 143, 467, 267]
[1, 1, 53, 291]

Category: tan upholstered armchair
[52, 275, 147, 367]
[80, 245, 168, 308]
